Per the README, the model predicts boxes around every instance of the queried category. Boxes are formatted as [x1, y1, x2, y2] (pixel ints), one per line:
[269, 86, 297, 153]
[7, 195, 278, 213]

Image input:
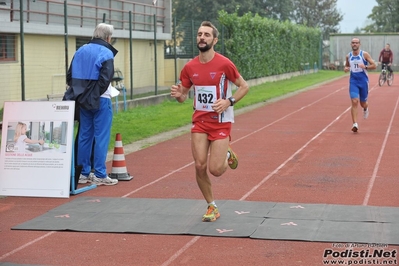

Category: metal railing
[4, 0, 167, 32]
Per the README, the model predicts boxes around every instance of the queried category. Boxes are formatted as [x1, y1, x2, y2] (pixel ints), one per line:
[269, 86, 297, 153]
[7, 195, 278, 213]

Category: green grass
[0, 71, 345, 149]
[108, 70, 346, 150]
[116, 89, 170, 101]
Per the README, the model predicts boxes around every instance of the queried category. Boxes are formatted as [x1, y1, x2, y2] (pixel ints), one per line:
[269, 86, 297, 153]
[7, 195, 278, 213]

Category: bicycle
[378, 63, 394, 86]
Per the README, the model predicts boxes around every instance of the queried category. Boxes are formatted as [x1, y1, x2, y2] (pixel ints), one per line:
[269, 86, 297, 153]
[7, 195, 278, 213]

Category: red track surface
[1, 74, 398, 266]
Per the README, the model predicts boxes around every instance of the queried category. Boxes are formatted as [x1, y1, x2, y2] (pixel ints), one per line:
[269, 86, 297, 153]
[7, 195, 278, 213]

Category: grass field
[108, 70, 346, 150]
[0, 70, 346, 149]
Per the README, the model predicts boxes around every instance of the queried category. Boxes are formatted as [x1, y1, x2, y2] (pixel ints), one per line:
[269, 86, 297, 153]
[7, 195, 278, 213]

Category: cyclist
[378, 43, 393, 75]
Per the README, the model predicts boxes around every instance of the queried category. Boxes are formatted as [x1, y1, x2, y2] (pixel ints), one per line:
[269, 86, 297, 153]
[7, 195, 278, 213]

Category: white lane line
[160, 86, 351, 266]
[124, 86, 347, 199]
[239, 82, 380, 202]
[239, 106, 350, 201]
[121, 162, 194, 198]
[0, 232, 55, 261]
[232, 86, 346, 143]
[362, 95, 399, 206]
[0, 82, 376, 262]
[161, 82, 382, 265]
[160, 236, 201, 266]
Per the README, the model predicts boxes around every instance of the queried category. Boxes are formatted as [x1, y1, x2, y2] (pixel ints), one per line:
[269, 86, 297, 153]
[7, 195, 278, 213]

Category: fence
[327, 33, 399, 71]
[0, 0, 173, 109]
[164, 18, 226, 60]
[0, 0, 323, 110]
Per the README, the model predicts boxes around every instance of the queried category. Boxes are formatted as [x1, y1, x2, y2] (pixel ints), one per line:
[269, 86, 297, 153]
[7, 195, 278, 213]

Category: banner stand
[70, 138, 97, 195]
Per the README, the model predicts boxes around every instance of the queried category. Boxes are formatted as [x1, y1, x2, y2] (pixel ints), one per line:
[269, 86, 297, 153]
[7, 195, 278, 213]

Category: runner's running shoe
[227, 146, 238, 169]
[352, 123, 358, 133]
[202, 204, 220, 222]
[363, 108, 369, 119]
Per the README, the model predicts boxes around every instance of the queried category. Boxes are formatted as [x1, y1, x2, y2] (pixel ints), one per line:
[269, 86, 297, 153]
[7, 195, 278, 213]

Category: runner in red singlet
[171, 21, 249, 222]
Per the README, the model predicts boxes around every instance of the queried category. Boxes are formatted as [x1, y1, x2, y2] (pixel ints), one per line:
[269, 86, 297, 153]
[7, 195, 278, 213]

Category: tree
[239, 0, 294, 21]
[170, 0, 295, 57]
[363, 0, 399, 32]
[172, 0, 294, 24]
[172, 0, 221, 22]
[291, 0, 343, 39]
[172, 0, 343, 35]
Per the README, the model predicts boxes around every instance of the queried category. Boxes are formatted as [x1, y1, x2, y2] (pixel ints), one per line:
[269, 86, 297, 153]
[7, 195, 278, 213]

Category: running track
[1, 74, 398, 266]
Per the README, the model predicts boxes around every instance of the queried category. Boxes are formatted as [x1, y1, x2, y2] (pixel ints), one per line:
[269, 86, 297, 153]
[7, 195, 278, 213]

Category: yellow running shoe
[227, 146, 238, 169]
[202, 204, 220, 222]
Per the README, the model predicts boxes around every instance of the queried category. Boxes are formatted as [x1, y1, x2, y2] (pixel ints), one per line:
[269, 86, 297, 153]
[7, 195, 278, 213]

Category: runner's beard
[197, 42, 212, 52]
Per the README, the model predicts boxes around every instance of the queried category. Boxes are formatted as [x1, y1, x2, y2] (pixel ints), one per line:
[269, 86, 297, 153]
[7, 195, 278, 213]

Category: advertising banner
[0, 101, 75, 198]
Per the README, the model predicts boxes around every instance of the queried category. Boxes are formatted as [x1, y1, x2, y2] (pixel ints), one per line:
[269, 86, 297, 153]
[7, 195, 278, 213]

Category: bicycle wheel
[387, 72, 394, 86]
[379, 73, 386, 86]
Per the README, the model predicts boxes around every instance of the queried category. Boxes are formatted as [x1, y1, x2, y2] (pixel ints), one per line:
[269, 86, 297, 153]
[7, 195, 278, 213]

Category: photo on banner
[0, 101, 75, 198]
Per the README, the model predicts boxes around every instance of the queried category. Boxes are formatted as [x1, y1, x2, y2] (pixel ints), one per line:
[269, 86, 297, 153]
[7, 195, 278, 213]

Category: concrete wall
[0, 61, 20, 103]
[0, 34, 167, 107]
[163, 58, 191, 86]
[0, 0, 172, 108]
[329, 33, 399, 70]
[0, 34, 67, 103]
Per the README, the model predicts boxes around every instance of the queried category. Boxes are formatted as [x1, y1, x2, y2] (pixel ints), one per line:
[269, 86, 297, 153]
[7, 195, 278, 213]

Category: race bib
[351, 60, 363, 73]
[194, 86, 217, 112]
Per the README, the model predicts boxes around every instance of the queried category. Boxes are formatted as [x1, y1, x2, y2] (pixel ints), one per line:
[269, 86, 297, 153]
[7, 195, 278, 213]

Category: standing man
[378, 43, 394, 75]
[66, 23, 118, 186]
[171, 21, 249, 222]
[344, 37, 376, 133]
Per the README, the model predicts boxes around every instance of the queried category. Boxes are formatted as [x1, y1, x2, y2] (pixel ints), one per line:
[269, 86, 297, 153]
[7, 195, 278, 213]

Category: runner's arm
[171, 83, 191, 103]
[344, 55, 350, 72]
[213, 76, 249, 114]
[364, 52, 377, 70]
[231, 76, 249, 104]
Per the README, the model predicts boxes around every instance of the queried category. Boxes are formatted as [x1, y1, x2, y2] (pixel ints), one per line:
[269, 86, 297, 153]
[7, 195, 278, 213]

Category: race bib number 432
[194, 86, 217, 112]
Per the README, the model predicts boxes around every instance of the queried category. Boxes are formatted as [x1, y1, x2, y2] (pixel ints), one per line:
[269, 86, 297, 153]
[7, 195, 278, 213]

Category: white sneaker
[363, 108, 369, 119]
[92, 176, 118, 186]
[78, 173, 93, 184]
[352, 123, 358, 133]
[78, 175, 91, 184]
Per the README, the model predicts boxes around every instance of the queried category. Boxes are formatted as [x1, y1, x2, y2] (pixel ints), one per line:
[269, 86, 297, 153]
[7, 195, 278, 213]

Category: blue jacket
[65, 38, 118, 111]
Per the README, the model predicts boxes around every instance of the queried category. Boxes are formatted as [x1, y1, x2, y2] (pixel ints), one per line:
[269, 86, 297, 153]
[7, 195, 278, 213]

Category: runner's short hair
[200, 21, 219, 38]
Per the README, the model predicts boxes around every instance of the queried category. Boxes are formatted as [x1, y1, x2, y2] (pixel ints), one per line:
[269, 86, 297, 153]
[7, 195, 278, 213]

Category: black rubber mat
[12, 197, 399, 244]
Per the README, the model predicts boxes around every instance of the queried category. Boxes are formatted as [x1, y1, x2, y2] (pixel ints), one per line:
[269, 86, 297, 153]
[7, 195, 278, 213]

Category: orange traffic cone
[109, 133, 133, 181]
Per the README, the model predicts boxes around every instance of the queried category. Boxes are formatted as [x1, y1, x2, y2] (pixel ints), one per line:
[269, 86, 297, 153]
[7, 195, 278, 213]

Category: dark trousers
[382, 62, 393, 73]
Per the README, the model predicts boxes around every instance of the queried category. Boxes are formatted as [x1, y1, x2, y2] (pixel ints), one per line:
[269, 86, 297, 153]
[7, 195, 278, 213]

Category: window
[0, 34, 16, 61]
[76, 37, 91, 50]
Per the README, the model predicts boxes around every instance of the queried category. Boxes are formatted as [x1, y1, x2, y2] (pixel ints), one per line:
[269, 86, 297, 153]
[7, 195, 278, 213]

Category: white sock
[227, 151, 231, 160]
[209, 201, 217, 207]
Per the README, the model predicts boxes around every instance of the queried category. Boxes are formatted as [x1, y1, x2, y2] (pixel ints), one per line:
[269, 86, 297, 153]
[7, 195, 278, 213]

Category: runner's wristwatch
[228, 97, 236, 106]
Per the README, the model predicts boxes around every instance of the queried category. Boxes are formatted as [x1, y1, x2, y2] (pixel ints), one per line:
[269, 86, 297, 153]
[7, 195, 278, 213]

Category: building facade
[0, 0, 172, 106]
